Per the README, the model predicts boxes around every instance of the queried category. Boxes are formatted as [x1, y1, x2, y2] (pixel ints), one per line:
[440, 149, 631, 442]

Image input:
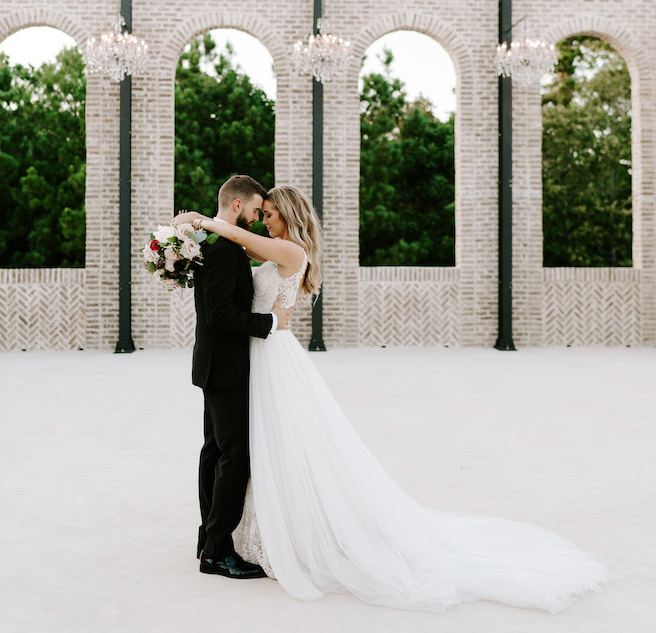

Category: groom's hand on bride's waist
[272, 295, 293, 330]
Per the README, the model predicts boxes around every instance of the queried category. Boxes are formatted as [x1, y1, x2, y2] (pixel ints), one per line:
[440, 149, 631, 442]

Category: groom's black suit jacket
[192, 237, 272, 392]
[192, 236, 272, 557]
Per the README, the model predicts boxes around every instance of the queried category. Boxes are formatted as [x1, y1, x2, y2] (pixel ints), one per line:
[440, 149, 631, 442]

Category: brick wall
[0, 268, 85, 350]
[0, 0, 654, 350]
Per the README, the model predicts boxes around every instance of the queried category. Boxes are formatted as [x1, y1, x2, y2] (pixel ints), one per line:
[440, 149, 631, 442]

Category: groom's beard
[236, 212, 252, 231]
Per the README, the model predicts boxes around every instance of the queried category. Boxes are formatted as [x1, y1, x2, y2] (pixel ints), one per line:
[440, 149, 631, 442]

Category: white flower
[164, 245, 179, 272]
[143, 243, 160, 264]
[161, 278, 180, 292]
[180, 238, 201, 261]
[153, 225, 176, 243]
[174, 223, 194, 241]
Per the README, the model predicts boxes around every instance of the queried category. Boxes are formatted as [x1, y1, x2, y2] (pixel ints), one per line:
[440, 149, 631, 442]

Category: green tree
[0, 47, 86, 267]
[0, 32, 275, 268]
[174, 33, 275, 223]
[359, 50, 455, 266]
[542, 36, 632, 267]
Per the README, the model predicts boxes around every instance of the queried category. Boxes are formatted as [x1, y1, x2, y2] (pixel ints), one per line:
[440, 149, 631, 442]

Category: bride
[173, 186, 607, 613]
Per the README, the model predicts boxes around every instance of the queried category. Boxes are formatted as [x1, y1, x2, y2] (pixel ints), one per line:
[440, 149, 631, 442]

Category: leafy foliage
[359, 50, 455, 266]
[542, 36, 632, 266]
[1, 34, 629, 271]
[0, 48, 86, 267]
[174, 33, 274, 231]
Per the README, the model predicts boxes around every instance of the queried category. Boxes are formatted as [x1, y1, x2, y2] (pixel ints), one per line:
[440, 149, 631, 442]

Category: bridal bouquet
[141, 223, 218, 291]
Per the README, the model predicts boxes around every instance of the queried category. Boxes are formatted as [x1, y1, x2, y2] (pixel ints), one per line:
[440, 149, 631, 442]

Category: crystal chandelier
[496, 35, 558, 87]
[85, 12, 148, 82]
[293, 19, 351, 83]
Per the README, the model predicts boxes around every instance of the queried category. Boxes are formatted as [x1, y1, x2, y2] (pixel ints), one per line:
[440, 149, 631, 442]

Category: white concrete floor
[1, 346, 654, 633]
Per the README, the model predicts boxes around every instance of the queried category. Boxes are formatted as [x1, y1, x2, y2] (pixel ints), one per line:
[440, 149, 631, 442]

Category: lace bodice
[251, 253, 307, 312]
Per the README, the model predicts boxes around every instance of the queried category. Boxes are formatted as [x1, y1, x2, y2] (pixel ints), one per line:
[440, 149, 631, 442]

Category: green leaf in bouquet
[146, 262, 157, 274]
[187, 231, 200, 244]
[167, 236, 176, 243]
[206, 233, 219, 245]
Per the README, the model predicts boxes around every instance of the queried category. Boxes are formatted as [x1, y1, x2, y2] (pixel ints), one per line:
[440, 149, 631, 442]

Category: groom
[192, 175, 291, 579]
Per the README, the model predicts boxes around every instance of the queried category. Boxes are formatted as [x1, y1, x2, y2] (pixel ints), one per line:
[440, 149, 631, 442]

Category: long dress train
[233, 255, 607, 613]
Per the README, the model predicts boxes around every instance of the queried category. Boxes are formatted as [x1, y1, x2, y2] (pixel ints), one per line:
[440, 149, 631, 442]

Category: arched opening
[0, 26, 86, 268]
[541, 36, 632, 267]
[174, 28, 275, 237]
[358, 30, 456, 266]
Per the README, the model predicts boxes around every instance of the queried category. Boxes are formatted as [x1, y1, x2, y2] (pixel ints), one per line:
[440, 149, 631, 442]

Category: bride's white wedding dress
[233, 254, 607, 613]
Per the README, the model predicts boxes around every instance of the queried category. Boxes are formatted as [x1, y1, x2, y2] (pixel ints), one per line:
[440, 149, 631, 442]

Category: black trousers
[197, 387, 250, 558]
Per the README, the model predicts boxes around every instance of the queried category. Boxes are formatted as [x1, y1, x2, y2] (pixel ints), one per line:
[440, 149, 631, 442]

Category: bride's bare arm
[245, 246, 268, 263]
[171, 211, 264, 261]
[204, 219, 304, 270]
[173, 211, 305, 272]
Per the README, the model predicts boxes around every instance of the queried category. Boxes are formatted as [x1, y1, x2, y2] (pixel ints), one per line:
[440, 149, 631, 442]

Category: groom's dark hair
[218, 175, 267, 211]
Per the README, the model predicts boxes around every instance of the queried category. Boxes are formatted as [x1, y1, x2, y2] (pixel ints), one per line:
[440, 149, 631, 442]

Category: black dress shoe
[199, 550, 267, 579]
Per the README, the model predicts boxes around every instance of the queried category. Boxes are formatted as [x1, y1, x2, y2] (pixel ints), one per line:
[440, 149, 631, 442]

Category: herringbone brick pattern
[168, 285, 313, 350]
[0, 270, 85, 351]
[543, 268, 641, 346]
[1, 1, 655, 349]
[359, 268, 460, 347]
[169, 290, 196, 350]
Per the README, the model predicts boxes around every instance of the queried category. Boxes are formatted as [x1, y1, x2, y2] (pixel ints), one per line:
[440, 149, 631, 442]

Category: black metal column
[115, 0, 136, 353]
[495, 0, 516, 351]
[309, 0, 326, 351]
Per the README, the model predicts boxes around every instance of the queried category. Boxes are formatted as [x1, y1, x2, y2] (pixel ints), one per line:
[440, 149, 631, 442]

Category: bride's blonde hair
[266, 185, 322, 296]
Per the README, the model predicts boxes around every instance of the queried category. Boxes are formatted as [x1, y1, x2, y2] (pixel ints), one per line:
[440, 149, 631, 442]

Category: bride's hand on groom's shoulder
[172, 210, 204, 226]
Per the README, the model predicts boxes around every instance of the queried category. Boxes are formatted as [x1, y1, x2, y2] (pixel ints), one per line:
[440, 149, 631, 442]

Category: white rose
[174, 223, 194, 241]
[180, 238, 201, 261]
[161, 278, 180, 292]
[164, 245, 179, 272]
[153, 225, 176, 242]
[143, 243, 160, 264]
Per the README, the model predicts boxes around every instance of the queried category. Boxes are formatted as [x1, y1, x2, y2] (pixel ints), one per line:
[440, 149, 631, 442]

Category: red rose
[150, 239, 160, 251]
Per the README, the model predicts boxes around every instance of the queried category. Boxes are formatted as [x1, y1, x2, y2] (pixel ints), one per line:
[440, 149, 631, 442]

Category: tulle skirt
[239, 331, 607, 613]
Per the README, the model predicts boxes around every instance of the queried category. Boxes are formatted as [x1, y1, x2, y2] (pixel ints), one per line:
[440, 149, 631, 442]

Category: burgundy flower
[150, 239, 160, 251]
